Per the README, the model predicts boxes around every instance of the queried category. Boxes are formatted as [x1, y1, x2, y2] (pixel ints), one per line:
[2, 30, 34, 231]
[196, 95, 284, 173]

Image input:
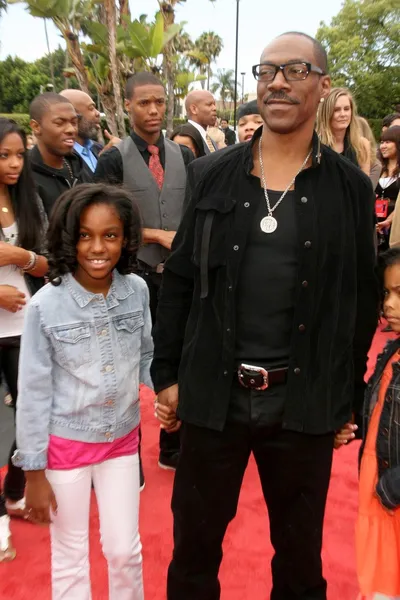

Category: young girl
[337, 247, 400, 600]
[0, 118, 48, 562]
[13, 183, 153, 599]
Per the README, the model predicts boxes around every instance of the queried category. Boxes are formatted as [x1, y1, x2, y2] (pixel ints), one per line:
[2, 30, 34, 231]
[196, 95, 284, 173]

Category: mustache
[265, 92, 299, 105]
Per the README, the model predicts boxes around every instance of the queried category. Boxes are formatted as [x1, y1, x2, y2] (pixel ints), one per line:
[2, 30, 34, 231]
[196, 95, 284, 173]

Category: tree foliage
[3, 0, 220, 133]
[317, 0, 400, 118]
[211, 69, 236, 110]
[0, 47, 78, 113]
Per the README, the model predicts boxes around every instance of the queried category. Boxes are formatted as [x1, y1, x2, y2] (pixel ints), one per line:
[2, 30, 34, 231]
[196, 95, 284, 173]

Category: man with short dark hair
[29, 93, 92, 216]
[152, 31, 378, 600]
[60, 89, 101, 173]
[95, 72, 194, 473]
[220, 118, 236, 146]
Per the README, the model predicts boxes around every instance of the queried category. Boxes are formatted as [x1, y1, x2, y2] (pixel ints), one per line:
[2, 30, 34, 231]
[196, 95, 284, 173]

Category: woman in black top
[376, 126, 400, 246]
[0, 118, 48, 561]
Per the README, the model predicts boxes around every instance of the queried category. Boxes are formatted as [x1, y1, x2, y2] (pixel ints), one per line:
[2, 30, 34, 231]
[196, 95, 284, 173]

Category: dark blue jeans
[168, 421, 334, 600]
[0, 336, 25, 512]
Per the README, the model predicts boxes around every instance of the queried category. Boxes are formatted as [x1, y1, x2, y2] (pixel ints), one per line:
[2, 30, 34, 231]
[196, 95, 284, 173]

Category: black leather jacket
[151, 127, 379, 434]
[362, 337, 400, 509]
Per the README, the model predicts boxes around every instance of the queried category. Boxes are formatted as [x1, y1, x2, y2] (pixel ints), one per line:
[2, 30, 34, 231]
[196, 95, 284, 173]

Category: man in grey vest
[95, 72, 194, 476]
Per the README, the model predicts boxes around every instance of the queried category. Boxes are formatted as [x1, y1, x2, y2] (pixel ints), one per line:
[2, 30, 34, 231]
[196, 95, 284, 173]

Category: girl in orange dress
[337, 248, 400, 600]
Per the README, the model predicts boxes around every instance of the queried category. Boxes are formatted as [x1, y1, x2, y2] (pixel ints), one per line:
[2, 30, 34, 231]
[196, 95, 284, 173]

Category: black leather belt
[237, 363, 288, 391]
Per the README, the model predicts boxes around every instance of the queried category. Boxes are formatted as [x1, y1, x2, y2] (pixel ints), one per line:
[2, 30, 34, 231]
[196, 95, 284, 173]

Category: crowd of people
[0, 28, 400, 600]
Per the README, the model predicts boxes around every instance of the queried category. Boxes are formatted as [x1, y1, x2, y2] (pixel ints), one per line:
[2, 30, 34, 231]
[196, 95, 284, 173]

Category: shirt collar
[188, 119, 207, 141]
[65, 270, 134, 309]
[242, 126, 322, 175]
[130, 130, 164, 152]
[74, 139, 94, 155]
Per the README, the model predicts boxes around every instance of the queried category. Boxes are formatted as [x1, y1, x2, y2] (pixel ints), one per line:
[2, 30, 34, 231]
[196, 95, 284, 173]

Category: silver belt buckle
[238, 363, 269, 391]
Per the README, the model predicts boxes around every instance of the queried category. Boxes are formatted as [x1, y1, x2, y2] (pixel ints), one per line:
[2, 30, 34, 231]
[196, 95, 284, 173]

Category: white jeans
[46, 453, 144, 600]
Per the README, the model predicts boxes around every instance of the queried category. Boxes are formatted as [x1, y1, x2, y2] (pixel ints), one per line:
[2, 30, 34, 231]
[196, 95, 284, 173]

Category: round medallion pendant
[260, 215, 278, 234]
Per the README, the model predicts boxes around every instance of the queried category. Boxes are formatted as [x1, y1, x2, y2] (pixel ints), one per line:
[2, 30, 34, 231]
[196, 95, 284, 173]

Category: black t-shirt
[235, 189, 298, 366]
[230, 188, 298, 425]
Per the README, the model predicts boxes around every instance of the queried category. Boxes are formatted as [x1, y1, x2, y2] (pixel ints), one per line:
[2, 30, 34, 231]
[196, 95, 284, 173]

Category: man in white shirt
[185, 91, 218, 154]
[60, 89, 101, 172]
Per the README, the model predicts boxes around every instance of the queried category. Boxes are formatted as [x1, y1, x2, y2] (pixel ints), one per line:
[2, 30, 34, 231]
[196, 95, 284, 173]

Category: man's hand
[142, 229, 176, 250]
[100, 129, 121, 154]
[0, 285, 26, 313]
[157, 230, 176, 250]
[25, 471, 58, 525]
[334, 422, 358, 449]
[155, 384, 181, 433]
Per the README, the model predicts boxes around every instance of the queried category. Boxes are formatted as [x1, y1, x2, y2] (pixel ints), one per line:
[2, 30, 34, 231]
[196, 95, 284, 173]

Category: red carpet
[0, 326, 395, 600]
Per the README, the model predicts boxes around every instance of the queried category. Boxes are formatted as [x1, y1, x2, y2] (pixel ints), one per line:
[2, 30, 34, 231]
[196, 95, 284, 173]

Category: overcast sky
[0, 0, 344, 95]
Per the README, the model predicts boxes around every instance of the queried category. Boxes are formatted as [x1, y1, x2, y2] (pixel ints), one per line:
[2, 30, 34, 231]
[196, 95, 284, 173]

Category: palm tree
[158, 1, 218, 133]
[194, 31, 223, 91]
[211, 69, 236, 111]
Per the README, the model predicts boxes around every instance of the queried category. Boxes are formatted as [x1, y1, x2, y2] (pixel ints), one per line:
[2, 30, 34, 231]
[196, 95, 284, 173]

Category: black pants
[167, 421, 334, 600]
[139, 268, 180, 458]
[0, 337, 25, 513]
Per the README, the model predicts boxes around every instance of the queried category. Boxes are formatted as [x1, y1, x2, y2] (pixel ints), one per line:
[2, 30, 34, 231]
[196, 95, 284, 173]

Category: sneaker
[5, 497, 29, 520]
[0, 515, 16, 562]
[139, 458, 145, 492]
[158, 452, 179, 471]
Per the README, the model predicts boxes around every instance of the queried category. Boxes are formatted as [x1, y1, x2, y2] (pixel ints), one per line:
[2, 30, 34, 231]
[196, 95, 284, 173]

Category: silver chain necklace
[258, 137, 312, 234]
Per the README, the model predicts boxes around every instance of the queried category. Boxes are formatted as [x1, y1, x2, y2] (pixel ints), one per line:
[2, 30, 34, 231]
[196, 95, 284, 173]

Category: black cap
[237, 100, 260, 122]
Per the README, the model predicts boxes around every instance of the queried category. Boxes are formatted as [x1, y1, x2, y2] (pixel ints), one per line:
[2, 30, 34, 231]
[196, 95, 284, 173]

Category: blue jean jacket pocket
[113, 312, 144, 356]
[51, 324, 92, 370]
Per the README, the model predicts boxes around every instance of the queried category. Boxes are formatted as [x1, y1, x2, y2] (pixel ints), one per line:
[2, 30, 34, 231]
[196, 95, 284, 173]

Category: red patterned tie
[148, 145, 164, 189]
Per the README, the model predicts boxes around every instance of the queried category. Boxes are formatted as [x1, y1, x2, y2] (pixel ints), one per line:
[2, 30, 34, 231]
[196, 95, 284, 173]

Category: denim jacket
[13, 270, 153, 471]
[361, 337, 400, 509]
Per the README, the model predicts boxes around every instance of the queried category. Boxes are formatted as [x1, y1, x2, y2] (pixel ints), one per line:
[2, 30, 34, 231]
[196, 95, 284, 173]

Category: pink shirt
[47, 426, 139, 470]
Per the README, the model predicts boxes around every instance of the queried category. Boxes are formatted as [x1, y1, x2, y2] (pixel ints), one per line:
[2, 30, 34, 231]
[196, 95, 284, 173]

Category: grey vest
[117, 136, 187, 267]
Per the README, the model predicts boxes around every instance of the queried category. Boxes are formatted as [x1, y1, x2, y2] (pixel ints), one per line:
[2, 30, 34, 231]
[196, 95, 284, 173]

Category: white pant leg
[46, 466, 92, 600]
[93, 453, 144, 600]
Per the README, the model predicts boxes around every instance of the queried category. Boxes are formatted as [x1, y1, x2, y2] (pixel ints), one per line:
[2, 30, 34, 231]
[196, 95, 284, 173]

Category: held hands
[155, 384, 181, 433]
[334, 422, 358, 449]
[25, 472, 58, 525]
[0, 285, 26, 312]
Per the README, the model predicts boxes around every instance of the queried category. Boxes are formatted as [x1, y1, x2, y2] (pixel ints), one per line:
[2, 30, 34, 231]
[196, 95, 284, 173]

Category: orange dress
[356, 349, 400, 599]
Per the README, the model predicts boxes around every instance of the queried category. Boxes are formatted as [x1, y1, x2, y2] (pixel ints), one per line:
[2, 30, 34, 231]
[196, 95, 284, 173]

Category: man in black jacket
[29, 93, 92, 216]
[152, 32, 378, 600]
[220, 118, 236, 146]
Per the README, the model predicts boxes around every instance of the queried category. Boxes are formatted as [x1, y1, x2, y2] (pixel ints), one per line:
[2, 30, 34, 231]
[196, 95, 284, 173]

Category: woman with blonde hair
[317, 88, 370, 176]
[357, 116, 382, 189]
